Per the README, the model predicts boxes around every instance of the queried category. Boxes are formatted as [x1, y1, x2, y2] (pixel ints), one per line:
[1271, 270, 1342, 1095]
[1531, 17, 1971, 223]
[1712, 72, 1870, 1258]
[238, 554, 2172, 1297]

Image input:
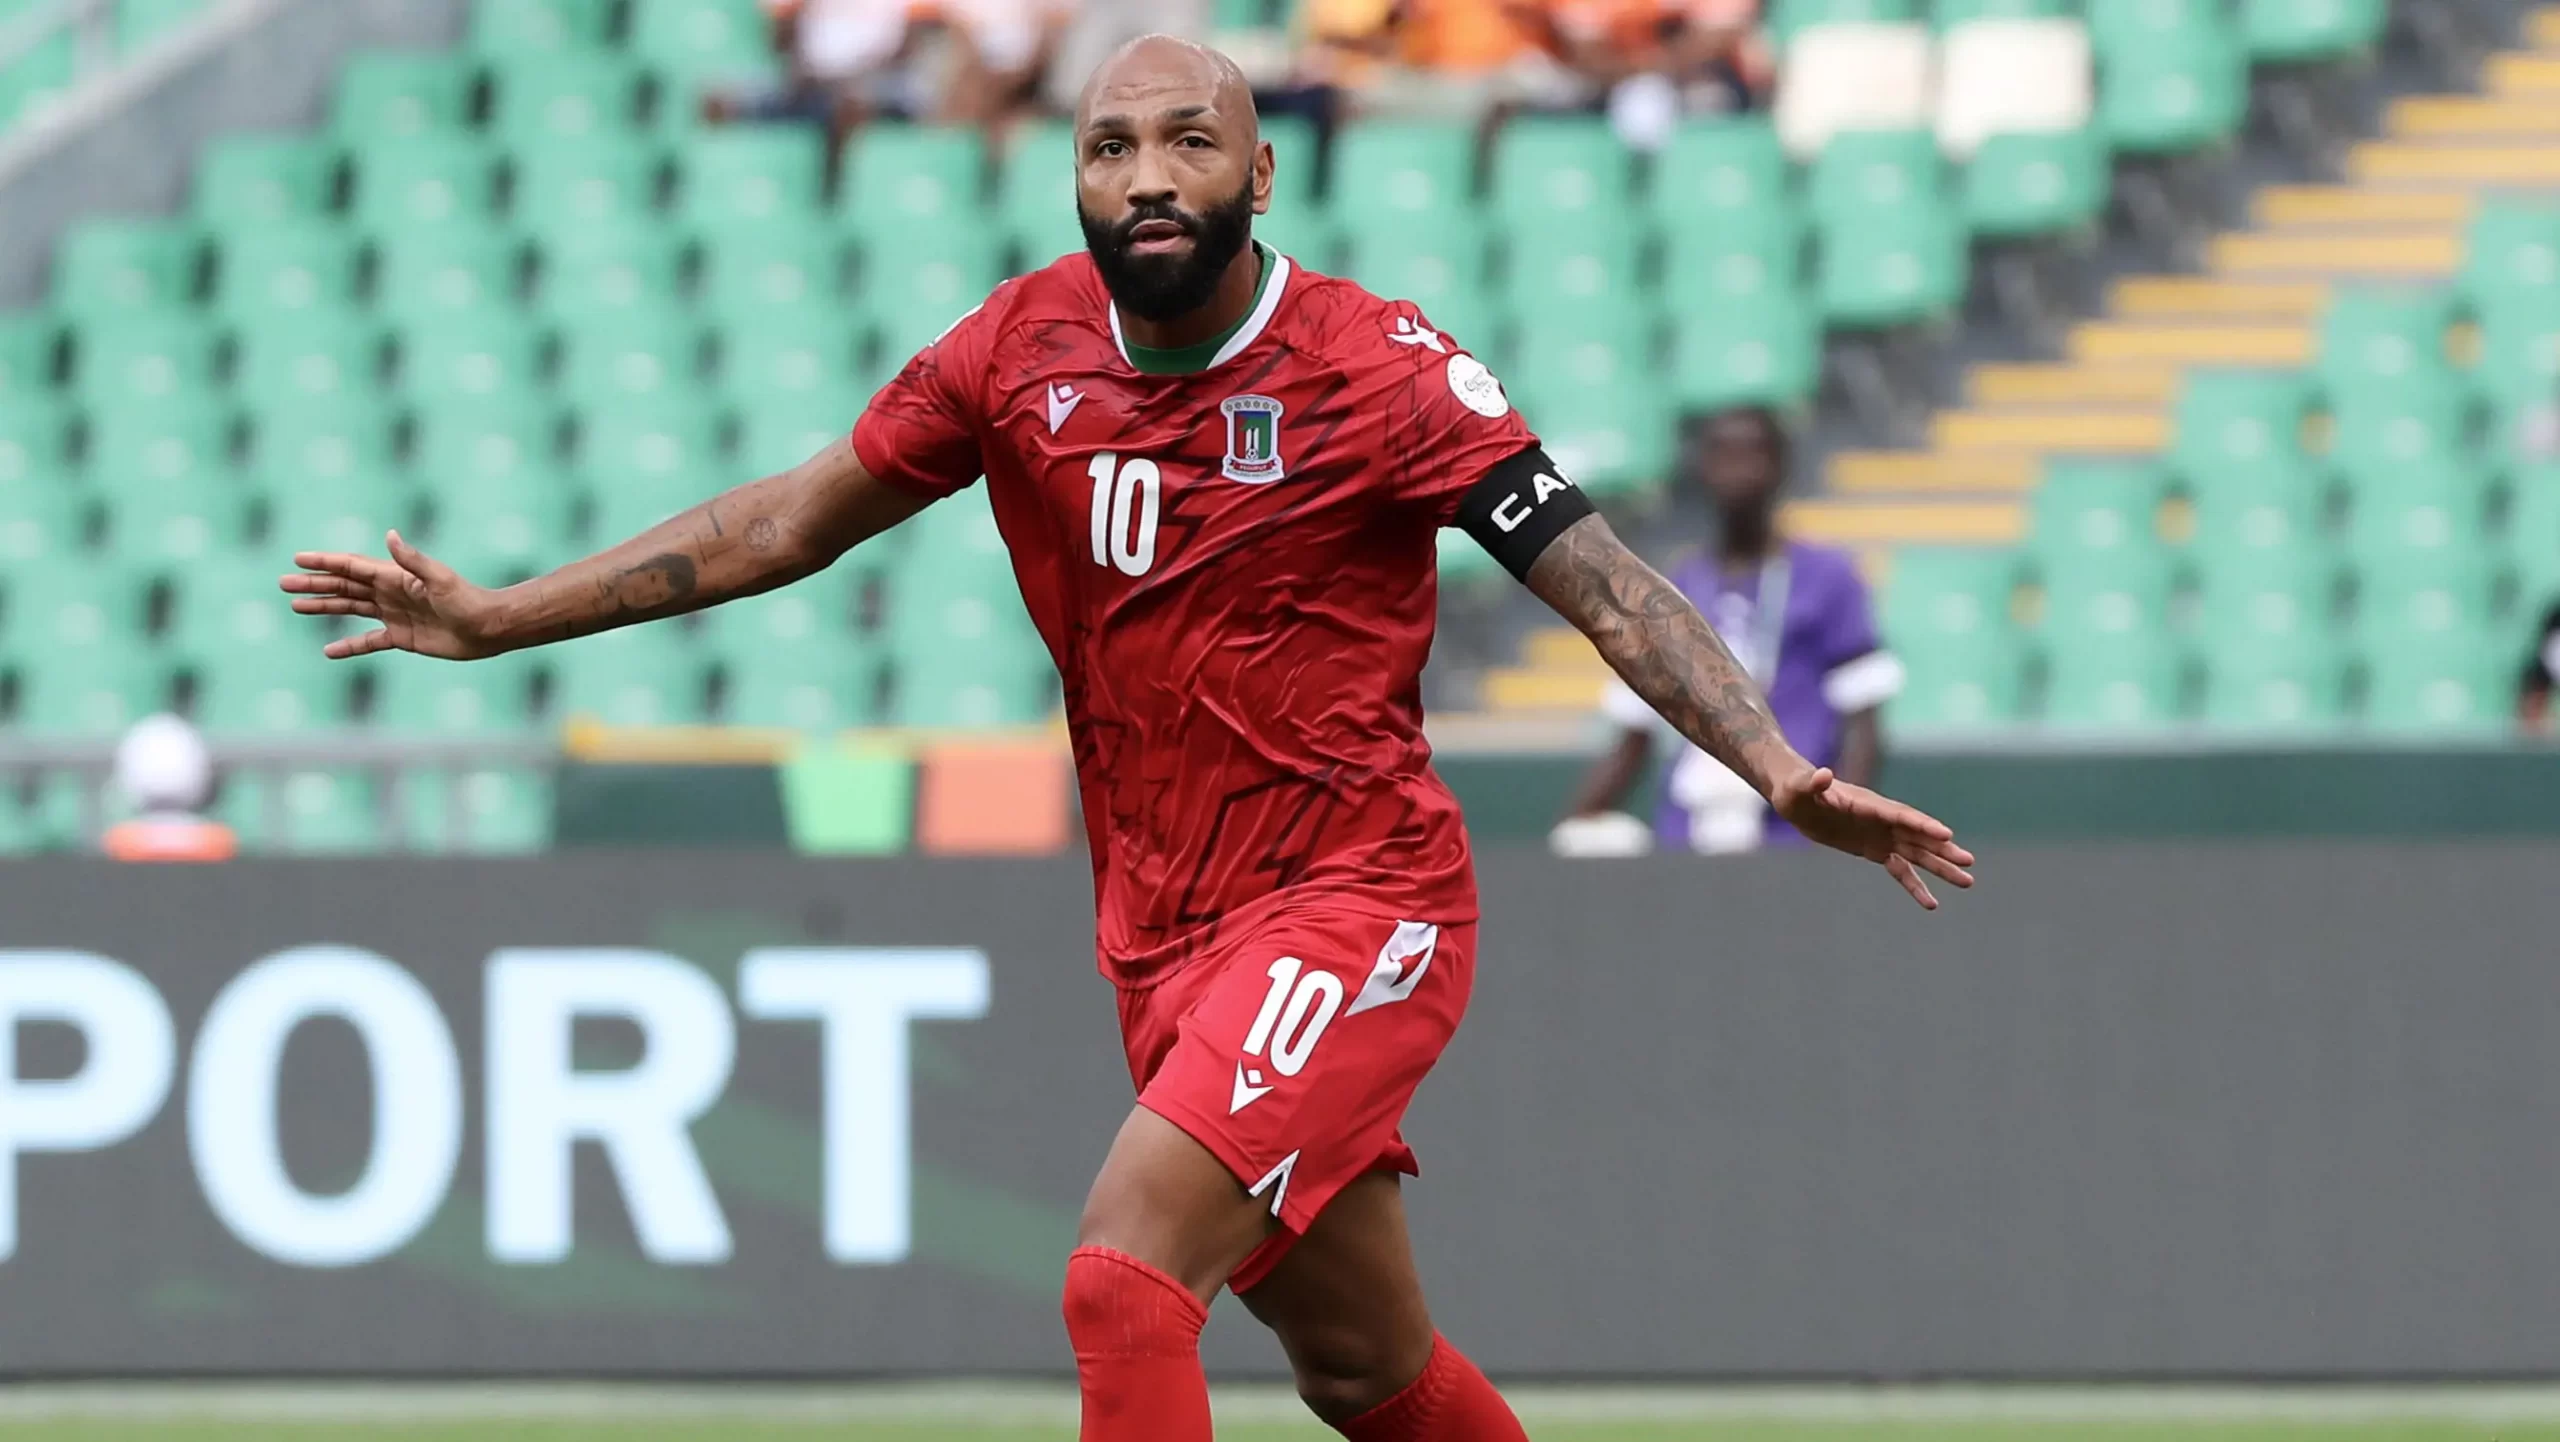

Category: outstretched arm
[283, 437, 928, 660]
[1523, 513, 1974, 907]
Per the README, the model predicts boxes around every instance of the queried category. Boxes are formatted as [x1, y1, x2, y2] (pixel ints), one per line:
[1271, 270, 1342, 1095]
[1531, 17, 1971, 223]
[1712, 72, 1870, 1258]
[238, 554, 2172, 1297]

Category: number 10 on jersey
[1087, 453, 1160, 577]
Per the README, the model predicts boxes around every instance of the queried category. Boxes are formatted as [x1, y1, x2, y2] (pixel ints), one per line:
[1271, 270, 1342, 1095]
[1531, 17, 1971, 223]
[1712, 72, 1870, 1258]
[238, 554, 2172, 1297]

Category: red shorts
[1118, 911, 1475, 1293]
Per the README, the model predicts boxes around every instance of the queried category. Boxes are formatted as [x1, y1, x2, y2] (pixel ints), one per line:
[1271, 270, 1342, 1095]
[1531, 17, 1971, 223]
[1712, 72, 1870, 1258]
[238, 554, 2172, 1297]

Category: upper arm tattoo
[1525, 514, 1785, 783]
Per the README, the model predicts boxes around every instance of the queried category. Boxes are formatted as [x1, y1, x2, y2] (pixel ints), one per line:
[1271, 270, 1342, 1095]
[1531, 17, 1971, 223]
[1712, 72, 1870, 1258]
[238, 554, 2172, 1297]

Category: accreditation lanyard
[1706, 552, 1791, 691]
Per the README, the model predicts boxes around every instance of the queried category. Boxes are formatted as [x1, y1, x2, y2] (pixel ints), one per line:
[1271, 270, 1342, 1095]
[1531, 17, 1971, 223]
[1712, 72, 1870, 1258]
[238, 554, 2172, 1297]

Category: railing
[0, 0, 194, 132]
[0, 730, 561, 849]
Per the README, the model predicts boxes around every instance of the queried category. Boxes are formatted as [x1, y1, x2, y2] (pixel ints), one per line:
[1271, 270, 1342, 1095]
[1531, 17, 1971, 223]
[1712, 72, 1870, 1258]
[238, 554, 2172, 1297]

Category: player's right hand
[279, 531, 507, 661]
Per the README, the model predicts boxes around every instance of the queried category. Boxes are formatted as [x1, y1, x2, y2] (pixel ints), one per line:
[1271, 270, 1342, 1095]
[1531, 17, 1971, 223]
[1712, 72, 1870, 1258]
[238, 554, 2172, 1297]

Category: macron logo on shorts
[1231, 1062, 1276, 1114]
[1346, 921, 1439, 1017]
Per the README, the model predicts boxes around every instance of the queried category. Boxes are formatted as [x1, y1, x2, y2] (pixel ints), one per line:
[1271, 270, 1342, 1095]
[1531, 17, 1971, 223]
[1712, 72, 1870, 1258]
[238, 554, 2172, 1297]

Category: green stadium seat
[1817, 213, 1965, 328]
[2, 556, 149, 659]
[2199, 630, 2347, 729]
[231, 312, 384, 405]
[54, 220, 201, 312]
[2473, 289, 2560, 418]
[717, 310, 863, 401]
[577, 403, 724, 537]
[2327, 384, 2474, 484]
[842, 126, 986, 239]
[163, 560, 330, 658]
[1504, 222, 1645, 326]
[1435, 527, 1505, 592]
[399, 766, 555, 854]
[2242, 0, 2386, 62]
[248, 403, 395, 487]
[2169, 370, 2315, 489]
[677, 129, 827, 228]
[85, 399, 233, 491]
[0, 399, 69, 490]
[366, 650, 537, 735]
[1489, 117, 1629, 227]
[2193, 541, 2338, 646]
[1344, 228, 1494, 353]
[1663, 229, 1805, 310]
[533, 228, 686, 318]
[1332, 121, 1475, 222]
[2088, 0, 2233, 52]
[1772, 0, 1921, 41]
[2042, 625, 2183, 729]
[2509, 466, 2560, 599]
[332, 53, 475, 139]
[265, 769, 386, 854]
[0, 474, 86, 567]
[187, 645, 355, 737]
[721, 632, 879, 731]
[347, 137, 500, 230]
[627, 0, 777, 81]
[484, 54, 642, 142]
[556, 311, 702, 407]
[697, 568, 860, 650]
[411, 400, 560, 488]
[1882, 549, 2024, 729]
[2462, 200, 2560, 309]
[889, 629, 1054, 728]
[862, 230, 1005, 362]
[1649, 120, 1793, 232]
[2316, 288, 2457, 397]
[468, 0, 616, 54]
[511, 139, 666, 228]
[263, 473, 416, 556]
[2361, 632, 2507, 733]
[1808, 130, 1943, 223]
[1671, 293, 1821, 409]
[10, 650, 168, 737]
[698, 227, 844, 313]
[1962, 127, 2107, 238]
[117, 0, 209, 53]
[735, 402, 851, 474]
[546, 625, 711, 726]
[98, 484, 249, 565]
[0, 310, 62, 394]
[2186, 482, 2330, 587]
[393, 316, 542, 403]
[2096, 21, 2248, 155]
[0, 32, 75, 130]
[996, 119, 1080, 268]
[192, 135, 338, 225]
[2030, 457, 2169, 565]
[211, 225, 362, 319]
[373, 231, 526, 319]
[1506, 316, 1668, 498]
[2345, 466, 2491, 570]
[70, 314, 217, 402]
[429, 471, 580, 581]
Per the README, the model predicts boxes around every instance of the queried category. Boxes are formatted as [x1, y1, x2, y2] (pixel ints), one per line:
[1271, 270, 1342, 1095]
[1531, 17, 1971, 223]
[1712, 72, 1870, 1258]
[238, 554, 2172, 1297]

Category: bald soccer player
[283, 37, 1974, 1439]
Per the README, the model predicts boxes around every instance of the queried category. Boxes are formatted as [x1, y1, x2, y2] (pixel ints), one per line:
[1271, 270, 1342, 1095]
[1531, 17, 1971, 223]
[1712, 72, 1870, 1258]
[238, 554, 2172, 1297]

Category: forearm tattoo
[1526, 515, 1785, 787]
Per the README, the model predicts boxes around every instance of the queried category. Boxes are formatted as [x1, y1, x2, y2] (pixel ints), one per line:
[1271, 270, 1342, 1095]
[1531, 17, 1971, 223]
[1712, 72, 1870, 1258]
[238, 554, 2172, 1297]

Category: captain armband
[1452, 446, 1596, 582]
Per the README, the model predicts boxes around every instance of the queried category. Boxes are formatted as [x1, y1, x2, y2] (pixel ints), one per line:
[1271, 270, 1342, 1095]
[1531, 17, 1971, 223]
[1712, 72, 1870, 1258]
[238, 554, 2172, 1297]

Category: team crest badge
[1220, 394, 1287, 484]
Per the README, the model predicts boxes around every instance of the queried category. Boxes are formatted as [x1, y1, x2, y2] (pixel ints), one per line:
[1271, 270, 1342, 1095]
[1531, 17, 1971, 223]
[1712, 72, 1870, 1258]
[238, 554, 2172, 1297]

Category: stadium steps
[1809, 8, 2560, 531]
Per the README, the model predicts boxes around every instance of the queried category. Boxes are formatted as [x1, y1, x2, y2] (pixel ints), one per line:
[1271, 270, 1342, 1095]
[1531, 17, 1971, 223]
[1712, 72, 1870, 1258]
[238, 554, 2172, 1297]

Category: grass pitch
[5, 1387, 2560, 1441]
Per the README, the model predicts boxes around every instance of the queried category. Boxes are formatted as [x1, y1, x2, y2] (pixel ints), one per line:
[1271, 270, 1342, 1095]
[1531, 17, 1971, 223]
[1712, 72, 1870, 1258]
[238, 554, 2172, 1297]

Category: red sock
[1338, 1334, 1530, 1441]
[1062, 1246, 1213, 1441]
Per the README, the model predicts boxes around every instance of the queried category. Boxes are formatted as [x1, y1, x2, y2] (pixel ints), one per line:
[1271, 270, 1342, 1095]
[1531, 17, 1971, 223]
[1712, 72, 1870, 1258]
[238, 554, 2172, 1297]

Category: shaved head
[1072, 35, 1273, 328]
[1076, 34, 1260, 148]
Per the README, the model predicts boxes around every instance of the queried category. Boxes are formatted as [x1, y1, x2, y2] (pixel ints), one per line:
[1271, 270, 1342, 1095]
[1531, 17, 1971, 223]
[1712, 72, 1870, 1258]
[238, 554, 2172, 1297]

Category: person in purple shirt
[1559, 407, 1904, 852]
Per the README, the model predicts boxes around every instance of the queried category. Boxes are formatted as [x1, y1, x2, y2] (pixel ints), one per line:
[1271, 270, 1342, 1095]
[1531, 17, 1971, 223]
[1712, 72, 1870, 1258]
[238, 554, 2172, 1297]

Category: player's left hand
[1769, 767, 1974, 910]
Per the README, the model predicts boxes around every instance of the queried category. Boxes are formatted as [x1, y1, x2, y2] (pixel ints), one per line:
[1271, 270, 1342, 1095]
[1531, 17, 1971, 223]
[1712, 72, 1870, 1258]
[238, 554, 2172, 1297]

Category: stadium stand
[0, 0, 2544, 853]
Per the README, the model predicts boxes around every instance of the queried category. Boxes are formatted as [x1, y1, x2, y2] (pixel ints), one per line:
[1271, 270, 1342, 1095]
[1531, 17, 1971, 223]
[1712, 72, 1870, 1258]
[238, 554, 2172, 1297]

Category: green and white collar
[1111, 241, 1292, 375]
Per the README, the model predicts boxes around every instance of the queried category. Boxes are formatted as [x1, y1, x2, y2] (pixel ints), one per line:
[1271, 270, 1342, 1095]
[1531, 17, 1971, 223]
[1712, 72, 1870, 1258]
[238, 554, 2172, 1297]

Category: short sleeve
[1380, 310, 1543, 526]
[1814, 555, 1905, 714]
[850, 291, 1007, 500]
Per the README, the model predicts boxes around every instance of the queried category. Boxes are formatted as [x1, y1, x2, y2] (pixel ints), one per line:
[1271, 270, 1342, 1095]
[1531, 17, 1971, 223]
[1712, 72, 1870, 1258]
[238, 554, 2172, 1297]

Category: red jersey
[852, 248, 1539, 986]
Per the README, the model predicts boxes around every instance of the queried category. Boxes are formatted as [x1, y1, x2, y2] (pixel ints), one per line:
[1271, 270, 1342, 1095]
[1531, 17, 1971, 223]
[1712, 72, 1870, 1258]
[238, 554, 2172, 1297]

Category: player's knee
[1283, 1320, 1417, 1424]
[1061, 1247, 1207, 1356]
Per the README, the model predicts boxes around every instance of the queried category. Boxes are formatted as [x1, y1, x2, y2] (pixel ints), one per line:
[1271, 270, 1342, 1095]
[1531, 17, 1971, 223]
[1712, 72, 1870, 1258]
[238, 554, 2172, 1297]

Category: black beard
[1079, 182, 1257, 325]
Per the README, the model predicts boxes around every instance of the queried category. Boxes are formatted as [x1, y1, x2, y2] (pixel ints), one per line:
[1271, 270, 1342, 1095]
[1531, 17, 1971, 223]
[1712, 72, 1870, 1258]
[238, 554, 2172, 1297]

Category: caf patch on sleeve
[1446, 354, 1510, 418]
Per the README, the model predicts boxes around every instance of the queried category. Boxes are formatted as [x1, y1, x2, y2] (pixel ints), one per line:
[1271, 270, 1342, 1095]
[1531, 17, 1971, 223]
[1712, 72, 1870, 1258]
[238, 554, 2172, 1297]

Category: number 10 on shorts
[1243, 957, 1342, 1080]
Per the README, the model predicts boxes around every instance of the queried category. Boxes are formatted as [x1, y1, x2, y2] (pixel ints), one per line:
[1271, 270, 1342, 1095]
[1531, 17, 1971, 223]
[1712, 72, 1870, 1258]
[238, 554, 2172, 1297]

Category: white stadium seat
[1775, 22, 1937, 159]
[1936, 18, 2095, 159]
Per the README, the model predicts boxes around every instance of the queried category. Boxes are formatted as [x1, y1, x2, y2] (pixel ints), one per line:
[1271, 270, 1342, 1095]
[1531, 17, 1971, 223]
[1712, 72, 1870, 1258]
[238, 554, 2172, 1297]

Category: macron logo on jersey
[1045, 382, 1085, 435]
[1389, 316, 1447, 353]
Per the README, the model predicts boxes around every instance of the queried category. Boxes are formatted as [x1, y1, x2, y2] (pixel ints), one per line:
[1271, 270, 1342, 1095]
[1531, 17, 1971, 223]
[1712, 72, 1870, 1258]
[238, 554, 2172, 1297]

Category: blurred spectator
[1544, 1, 1774, 147]
[1555, 408, 1903, 854]
[937, 0, 1081, 126]
[701, 0, 928, 150]
[1296, 0, 1588, 121]
[1040, 0, 1209, 115]
[101, 715, 236, 864]
[2522, 601, 2560, 736]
